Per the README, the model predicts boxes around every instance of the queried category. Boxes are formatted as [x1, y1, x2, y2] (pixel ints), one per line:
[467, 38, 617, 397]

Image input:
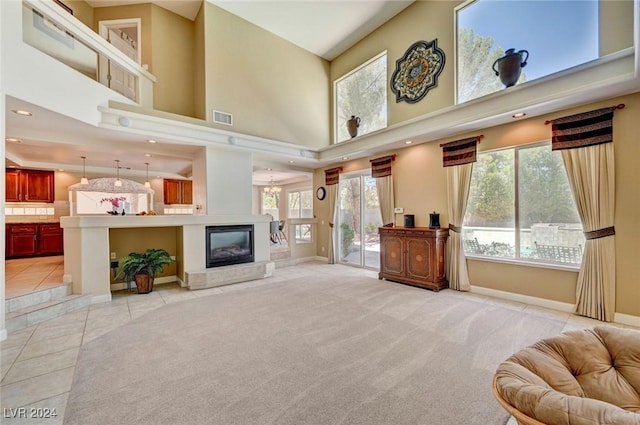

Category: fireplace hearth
[206, 225, 254, 268]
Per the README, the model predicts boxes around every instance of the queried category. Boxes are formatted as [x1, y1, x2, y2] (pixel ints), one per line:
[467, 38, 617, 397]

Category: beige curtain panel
[549, 105, 621, 322]
[370, 155, 396, 227]
[441, 136, 480, 291]
[324, 167, 342, 264]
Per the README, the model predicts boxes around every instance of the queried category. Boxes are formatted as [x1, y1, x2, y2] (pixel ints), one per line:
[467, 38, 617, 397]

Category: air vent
[213, 110, 233, 126]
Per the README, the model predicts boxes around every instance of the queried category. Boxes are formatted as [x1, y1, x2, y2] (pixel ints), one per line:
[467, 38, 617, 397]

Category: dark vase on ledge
[347, 115, 361, 138]
[492, 48, 529, 88]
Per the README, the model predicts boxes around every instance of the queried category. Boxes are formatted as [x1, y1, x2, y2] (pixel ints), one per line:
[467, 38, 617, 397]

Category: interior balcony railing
[21, 0, 155, 107]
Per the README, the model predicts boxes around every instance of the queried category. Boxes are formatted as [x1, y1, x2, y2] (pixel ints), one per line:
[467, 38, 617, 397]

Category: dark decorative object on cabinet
[429, 211, 441, 229]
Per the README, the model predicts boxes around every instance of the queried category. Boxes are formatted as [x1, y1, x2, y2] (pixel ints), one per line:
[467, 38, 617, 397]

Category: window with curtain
[462, 143, 584, 265]
[456, 0, 598, 103]
[334, 52, 387, 143]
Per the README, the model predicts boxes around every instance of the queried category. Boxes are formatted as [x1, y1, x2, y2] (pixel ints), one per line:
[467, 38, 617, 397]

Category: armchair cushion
[494, 326, 640, 425]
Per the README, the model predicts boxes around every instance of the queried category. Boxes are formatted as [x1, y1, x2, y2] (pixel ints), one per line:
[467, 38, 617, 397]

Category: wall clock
[316, 186, 326, 200]
[390, 39, 445, 104]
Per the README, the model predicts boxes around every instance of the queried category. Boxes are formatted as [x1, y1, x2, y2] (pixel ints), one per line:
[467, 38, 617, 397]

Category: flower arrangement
[101, 196, 126, 207]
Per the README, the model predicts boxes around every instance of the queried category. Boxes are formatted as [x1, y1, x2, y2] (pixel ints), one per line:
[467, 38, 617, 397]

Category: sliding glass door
[337, 172, 382, 269]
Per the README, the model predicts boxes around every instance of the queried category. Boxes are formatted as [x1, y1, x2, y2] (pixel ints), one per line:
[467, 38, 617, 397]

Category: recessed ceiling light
[145, 153, 152, 157]
[58, 168, 65, 172]
[6, 138, 21, 143]
[288, 160, 295, 164]
[512, 112, 526, 118]
[342, 156, 349, 160]
[147, 139, 157, 144]
[12, 109, 32, 116]
[405, 140, 413, 145]
[266, 167, 272, 171]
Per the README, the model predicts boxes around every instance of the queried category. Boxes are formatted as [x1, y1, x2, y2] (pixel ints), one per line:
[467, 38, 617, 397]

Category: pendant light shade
[144, 162, 151, 188]
[114, 159, 122, 187]
[80, 156, 89, 185]
[263, 176, 281, 193]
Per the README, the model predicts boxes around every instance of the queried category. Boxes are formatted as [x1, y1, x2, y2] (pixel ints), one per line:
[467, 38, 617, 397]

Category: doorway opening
[98, 18, 141, 101]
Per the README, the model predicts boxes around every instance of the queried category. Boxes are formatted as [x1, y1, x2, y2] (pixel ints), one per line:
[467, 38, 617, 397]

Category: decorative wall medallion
[391, 39, 445, 104]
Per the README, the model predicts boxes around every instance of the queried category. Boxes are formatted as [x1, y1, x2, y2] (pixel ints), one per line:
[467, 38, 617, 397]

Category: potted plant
[116, 248, 173, 294]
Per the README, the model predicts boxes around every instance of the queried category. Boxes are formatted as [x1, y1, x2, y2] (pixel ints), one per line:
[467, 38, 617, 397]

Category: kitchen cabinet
[378, 226, 448, 291]
[163, 179, 192, 205]
[5, 169, 55, 203]
[6, 223, 63, 258]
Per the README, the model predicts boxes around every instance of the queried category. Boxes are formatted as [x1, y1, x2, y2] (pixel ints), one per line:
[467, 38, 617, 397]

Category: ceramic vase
[492, 48, 529, 88]
[347, 115, 361, 138]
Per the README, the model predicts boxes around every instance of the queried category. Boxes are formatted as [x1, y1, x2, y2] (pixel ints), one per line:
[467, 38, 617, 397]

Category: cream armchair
[493, 326, 640, 425]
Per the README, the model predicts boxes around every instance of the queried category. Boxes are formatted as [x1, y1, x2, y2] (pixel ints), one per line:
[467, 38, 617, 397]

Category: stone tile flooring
[5, 256, 65, 299]
[1, 262, 635, 424]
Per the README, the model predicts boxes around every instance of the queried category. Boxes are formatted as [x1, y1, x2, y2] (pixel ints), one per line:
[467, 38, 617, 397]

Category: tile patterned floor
[1, 262, 636, 424]
[5, 256, 65, 299]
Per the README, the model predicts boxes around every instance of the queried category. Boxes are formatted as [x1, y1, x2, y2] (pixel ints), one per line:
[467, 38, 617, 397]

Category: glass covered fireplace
[206, 225, 254, 268]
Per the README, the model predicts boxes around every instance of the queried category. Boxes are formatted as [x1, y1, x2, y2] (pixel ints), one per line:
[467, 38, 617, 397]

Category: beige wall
[66, 0, 93, 28]
[93, 4, 197, 117]
[203, 3, 330, 148]
[329, 0, 634, 144]
[193, 4, 206, 119]
[150, 4, 196, 117]
[93, 4, 153, 70]
[314, 92, 640, 316]
[108, 227, 178, 284]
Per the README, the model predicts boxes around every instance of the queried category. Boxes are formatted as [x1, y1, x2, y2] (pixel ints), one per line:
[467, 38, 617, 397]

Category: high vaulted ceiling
[6, 0, 415, 185]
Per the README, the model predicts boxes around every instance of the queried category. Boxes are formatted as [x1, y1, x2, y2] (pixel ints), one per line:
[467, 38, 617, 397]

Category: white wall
[0, 0, 6, 342]
[203, 147, 253, 215]
[1, 1, 134, 127]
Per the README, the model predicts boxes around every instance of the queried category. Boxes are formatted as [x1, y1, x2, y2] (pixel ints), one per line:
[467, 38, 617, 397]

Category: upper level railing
[21, 0, 155, 107]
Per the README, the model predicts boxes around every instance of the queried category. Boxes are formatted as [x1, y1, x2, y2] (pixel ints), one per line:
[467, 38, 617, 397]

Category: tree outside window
[335, 53, 387, 143]
[456, 0, 598, 103]
[463, 144, 584, 265]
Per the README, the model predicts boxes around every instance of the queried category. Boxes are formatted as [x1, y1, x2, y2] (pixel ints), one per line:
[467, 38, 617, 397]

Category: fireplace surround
[206, 225, 254, 268]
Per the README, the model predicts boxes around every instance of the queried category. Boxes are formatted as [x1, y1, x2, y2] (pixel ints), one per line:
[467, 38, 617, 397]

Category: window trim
[453, 0, 601, 105]
[463, 140, 585, 269]
[333, 50, 388, 144]
[286, 188, 313, 220]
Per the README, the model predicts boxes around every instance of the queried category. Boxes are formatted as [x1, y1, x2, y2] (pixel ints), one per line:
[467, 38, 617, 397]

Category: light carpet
[65, 273, 565, 425]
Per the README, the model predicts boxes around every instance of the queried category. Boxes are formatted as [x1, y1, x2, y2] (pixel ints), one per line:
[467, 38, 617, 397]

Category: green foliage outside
[457, 28, 527, 103]
[465, 145, 579, 229]
[340, 222, 355, 259]
[336, 55, 387, 142]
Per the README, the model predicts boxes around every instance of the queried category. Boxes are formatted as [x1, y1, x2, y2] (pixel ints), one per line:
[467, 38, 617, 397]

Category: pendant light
[114, 159, 122, 187]
[80, 156, 89, 185]
[263, 176, 281, 194]
[144, 162, 151, 188]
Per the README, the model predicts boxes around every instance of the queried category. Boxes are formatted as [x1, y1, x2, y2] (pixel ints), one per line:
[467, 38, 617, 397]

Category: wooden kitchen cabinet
[163, 179, 192, 204]
[38, 223, 64, 255]
[5, 168, 55, 203]
[379, 226, 448, 291]
[6, 223, 63, 258]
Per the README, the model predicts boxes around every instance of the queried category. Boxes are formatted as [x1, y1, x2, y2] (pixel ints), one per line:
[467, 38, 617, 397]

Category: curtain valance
[441, 136, 481, 167]
[549, 105, 623, 151]
[370, 155, 396, 178]
[324, 167, 342, 186]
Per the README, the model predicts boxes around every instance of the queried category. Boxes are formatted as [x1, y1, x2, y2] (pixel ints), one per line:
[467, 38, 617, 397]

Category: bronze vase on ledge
[347, 115, 361, 138]
[492, 48, 529, 88]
